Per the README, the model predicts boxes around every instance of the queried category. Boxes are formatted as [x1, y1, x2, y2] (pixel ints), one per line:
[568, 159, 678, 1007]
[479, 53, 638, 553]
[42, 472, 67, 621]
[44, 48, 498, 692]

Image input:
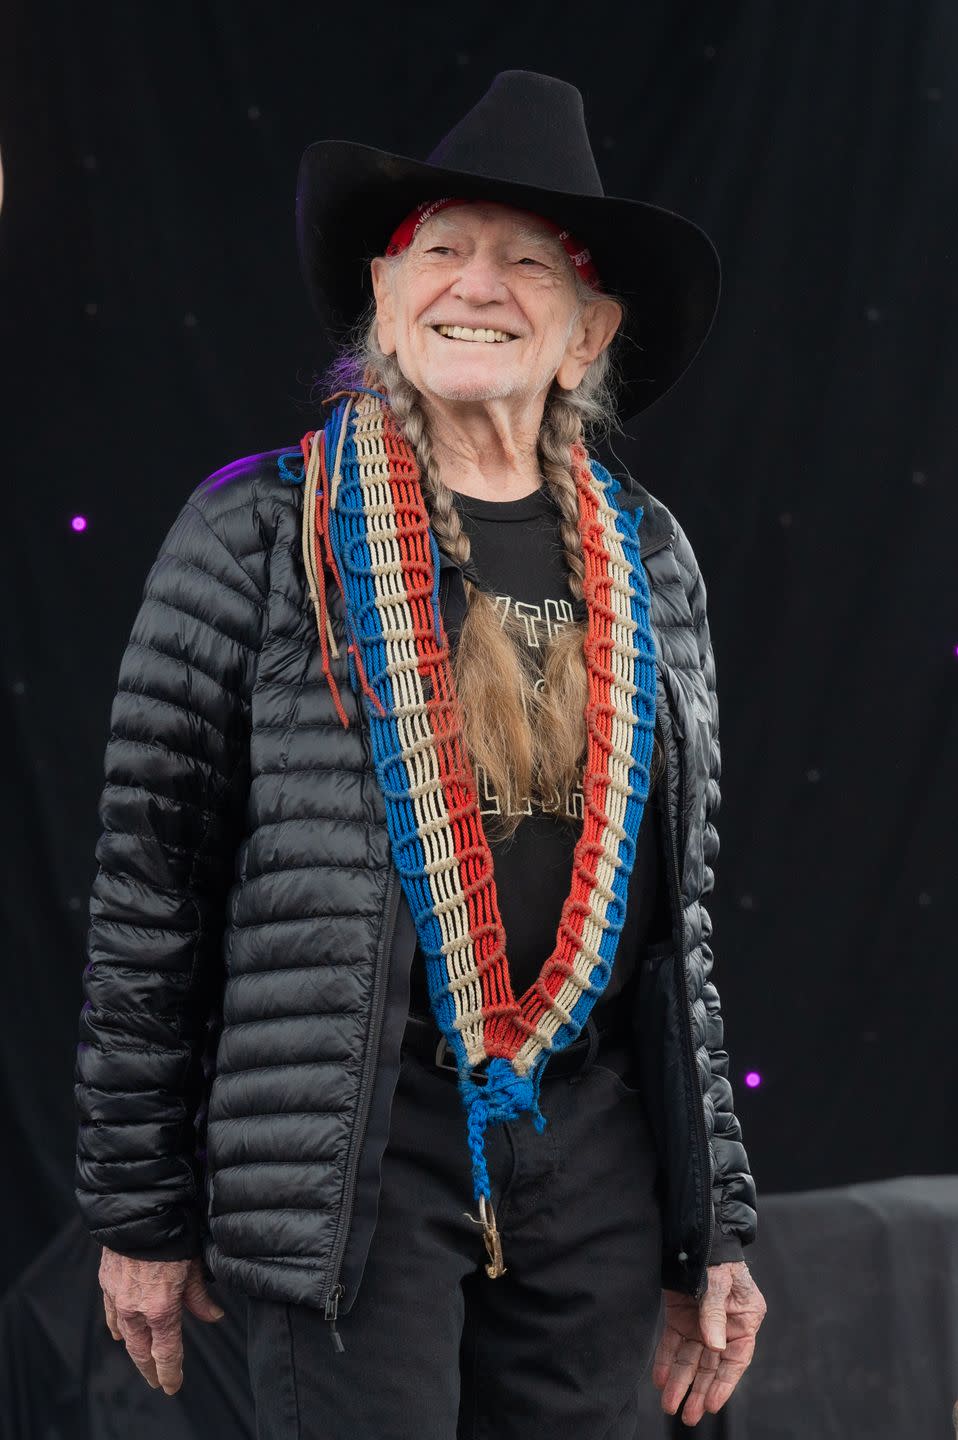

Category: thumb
[698, 1298, 727, 1352]
[182, 1262, 226, 1323]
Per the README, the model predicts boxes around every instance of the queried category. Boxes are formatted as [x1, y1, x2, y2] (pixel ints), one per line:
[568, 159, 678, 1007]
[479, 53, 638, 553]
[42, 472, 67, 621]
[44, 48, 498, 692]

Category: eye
[517, 257, 547, 267]
[426, 246, 453, 255]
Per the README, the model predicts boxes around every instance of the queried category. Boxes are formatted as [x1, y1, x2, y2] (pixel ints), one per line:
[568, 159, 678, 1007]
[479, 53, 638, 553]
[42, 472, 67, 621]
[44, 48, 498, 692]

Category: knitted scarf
[291, 386, 657, 1275]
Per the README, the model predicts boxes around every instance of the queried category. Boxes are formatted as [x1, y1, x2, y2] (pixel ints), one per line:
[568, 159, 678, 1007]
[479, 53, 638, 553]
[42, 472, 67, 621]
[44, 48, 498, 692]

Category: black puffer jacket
[74, 444, 757, 1320]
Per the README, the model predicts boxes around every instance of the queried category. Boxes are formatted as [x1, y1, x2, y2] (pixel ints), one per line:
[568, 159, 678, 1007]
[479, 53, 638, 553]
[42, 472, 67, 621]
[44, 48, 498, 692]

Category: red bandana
[385, 196, 602, 291]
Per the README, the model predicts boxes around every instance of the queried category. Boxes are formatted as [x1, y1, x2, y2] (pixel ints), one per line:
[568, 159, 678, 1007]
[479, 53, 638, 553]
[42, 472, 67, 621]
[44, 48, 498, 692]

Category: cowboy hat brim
[295, 138, 721, 423]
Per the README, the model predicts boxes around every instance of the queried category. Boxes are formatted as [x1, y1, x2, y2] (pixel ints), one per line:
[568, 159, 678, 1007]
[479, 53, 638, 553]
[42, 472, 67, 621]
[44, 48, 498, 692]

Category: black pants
[245, 1018, 664, 1440]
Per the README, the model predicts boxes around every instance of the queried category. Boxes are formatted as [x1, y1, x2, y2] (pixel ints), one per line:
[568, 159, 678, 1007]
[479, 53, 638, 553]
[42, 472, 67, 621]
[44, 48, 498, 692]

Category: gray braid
[370, 354, 476, 580]
[537, 392, 588, 601]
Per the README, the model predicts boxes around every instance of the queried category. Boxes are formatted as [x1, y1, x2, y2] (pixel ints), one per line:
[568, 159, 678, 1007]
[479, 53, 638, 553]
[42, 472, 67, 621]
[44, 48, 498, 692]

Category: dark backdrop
[2, 0, 955, 1300]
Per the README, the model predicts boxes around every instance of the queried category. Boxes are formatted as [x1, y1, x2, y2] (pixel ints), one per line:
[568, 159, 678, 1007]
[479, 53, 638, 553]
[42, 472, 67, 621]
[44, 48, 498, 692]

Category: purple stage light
[201, 454, 263, 492]
[744, 1071, 761, 1088]
[71, 515, 88, 532]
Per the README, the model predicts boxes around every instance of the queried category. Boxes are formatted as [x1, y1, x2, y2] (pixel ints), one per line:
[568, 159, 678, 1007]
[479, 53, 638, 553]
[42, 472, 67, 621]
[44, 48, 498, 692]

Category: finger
[650, 1327, 682, 1390]
[116, 1311, 160, 1389]
[149, 1312, 185, 1396]
[658, 1338, 706, 1415]
[102, 1292, 122, 1342]
[676, 1347, 722, 1426]
[181, 1261, 226, 1323]
[698, 1336, 758, 1417]
[650, 1316, 692, 1390]
[696, 1364, 743, 1419]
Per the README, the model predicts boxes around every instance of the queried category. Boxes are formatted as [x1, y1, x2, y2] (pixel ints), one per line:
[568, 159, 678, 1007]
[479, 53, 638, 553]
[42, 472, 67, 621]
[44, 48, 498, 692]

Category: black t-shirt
[407, 482, 669, 1021]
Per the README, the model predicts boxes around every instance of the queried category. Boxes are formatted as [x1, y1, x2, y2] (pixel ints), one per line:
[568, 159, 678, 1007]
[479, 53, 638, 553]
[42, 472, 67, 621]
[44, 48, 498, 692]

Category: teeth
[435, 324, 515, 343]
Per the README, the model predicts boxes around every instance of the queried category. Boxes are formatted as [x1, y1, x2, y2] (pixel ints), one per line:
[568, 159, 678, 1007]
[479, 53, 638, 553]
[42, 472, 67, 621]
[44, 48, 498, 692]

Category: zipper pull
[325, 1284, 346, 1353]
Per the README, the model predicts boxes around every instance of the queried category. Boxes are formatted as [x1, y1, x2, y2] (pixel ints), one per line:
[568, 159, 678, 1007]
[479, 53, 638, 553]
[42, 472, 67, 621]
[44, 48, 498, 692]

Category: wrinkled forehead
[415, 201, 565, 254]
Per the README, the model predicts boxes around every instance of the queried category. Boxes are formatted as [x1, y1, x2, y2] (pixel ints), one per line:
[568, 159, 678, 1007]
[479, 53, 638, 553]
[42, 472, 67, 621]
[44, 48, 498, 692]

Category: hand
[99, 1247, 225, 1395]
[652, 1260, 767, 1426]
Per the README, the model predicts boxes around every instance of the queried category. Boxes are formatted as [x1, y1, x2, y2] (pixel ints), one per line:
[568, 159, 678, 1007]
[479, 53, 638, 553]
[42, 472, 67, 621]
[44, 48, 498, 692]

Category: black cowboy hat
[295, 68, 721, 423]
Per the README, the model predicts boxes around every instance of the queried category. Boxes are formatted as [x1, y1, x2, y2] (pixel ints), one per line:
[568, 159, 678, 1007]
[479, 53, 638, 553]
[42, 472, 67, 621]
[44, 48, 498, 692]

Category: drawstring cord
[299, 424, 351, 730]
[299, 389, 389, 732]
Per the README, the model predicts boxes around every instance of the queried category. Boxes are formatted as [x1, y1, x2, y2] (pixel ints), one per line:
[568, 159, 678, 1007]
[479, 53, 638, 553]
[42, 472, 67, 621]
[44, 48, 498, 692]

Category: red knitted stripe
[516, 444, 616, 1039]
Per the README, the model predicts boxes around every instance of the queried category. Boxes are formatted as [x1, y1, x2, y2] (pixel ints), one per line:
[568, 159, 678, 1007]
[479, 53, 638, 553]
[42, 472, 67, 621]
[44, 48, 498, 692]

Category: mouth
[430, 324, 519, 344]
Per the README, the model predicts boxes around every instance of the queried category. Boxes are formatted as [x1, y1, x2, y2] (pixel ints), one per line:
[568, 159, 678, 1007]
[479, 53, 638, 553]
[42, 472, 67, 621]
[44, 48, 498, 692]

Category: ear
[554, 298, 623, 390]
[370, 257, 397, 356]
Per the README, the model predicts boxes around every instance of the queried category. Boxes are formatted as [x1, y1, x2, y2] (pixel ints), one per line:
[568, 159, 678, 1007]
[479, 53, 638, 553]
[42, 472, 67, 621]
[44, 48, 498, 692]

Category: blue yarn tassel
[458, 1056, 549, 1203]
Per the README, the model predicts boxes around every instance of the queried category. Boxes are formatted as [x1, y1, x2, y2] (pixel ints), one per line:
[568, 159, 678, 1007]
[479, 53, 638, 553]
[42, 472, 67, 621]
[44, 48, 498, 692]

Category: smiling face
[369, 201, 622, 409]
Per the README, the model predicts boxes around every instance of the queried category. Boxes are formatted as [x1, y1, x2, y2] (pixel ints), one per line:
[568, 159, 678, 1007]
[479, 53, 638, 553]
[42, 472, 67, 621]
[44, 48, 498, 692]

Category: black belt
[401, 1008, 635, 1082]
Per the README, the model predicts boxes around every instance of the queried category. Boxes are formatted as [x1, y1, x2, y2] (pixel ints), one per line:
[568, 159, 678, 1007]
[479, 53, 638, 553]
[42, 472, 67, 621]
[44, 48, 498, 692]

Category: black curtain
[2, 0, 955, 1403]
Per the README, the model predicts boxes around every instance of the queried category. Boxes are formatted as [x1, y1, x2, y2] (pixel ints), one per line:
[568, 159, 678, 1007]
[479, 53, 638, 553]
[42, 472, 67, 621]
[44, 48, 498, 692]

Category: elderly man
[76, 69, 764, 1437]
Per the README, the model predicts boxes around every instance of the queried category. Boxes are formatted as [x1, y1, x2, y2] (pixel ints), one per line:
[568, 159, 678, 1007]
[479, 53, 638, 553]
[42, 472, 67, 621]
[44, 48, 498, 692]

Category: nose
[448, 253, 510, 307]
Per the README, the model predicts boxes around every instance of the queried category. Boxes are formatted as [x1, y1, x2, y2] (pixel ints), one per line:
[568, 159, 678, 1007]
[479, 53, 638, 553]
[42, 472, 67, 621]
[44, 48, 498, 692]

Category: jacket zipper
[659, 708, 715, 1301]
[323, 860, 403, 1351]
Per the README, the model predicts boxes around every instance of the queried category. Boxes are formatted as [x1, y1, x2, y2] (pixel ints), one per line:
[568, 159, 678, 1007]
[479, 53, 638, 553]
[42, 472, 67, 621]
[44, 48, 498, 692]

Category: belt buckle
[434, 1033, 487, 1081]
[434, 1034, 457, 1073]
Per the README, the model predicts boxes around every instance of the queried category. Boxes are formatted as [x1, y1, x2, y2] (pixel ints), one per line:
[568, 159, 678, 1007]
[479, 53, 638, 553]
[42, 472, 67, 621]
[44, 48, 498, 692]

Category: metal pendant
[463, 1192, 507, 1278]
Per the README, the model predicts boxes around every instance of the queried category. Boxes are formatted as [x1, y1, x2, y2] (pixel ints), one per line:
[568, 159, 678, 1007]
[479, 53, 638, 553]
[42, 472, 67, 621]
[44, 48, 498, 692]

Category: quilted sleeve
[673, 519, 758, 1266]
[74, 486, 266, 1260]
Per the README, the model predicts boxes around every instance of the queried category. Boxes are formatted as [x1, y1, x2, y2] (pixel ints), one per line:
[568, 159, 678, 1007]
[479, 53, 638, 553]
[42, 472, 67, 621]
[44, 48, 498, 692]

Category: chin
[422, 368, 522, 403]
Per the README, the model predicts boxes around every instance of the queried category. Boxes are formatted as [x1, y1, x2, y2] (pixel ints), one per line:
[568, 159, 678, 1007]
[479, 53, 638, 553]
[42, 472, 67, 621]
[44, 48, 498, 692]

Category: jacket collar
[611, 471, 676, 558]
